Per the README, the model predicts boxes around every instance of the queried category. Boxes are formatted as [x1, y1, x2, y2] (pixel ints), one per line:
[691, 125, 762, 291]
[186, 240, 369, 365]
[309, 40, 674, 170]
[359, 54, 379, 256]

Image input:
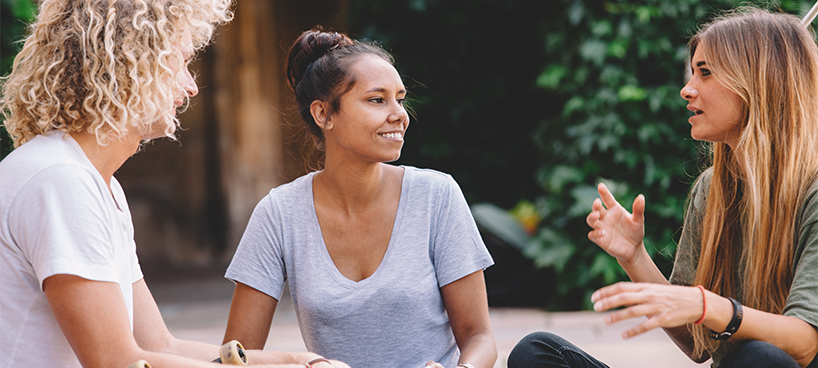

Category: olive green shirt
[669, 169, 818, 368]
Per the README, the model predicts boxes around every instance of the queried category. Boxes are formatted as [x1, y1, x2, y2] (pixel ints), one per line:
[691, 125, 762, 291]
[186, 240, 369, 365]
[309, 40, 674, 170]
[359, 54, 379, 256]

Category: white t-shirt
[0, 131, 142, 367]
[225, 166, 494, 368]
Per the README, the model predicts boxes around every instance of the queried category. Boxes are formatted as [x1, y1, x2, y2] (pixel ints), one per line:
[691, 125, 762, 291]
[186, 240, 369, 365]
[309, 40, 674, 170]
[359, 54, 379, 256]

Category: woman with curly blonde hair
[510, 7, 818, 368]
[0, 1, 346, 367]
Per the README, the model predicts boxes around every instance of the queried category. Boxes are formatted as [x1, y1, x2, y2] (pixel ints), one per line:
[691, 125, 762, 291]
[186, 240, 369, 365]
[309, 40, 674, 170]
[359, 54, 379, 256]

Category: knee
[720, 340, 799, 368]
[507, 332, 567, 367]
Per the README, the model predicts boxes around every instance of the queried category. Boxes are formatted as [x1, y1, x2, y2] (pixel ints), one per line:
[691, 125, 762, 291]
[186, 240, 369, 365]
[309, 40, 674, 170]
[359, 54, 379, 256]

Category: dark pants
[508, 331, 800, 368]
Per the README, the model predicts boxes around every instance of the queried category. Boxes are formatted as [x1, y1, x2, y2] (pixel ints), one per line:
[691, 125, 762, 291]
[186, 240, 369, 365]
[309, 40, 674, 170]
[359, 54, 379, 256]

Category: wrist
[617, 242, 647, 269]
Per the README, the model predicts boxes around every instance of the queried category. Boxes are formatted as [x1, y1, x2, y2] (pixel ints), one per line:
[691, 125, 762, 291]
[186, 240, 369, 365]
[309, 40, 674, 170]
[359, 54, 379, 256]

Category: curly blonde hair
[1, 0, 233, 147]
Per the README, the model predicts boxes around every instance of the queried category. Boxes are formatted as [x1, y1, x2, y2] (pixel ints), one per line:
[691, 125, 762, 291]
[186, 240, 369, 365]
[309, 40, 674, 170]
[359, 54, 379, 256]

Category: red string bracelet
[694, 285, 707, 325]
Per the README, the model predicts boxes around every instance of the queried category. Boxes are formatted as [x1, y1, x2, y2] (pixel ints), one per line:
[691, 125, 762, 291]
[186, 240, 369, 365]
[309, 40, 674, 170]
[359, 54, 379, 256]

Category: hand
[328, 360, 350, 368]
[586, 183, 645, 264]
[591, 282, 705, 338]
[424, 361, 444, 368]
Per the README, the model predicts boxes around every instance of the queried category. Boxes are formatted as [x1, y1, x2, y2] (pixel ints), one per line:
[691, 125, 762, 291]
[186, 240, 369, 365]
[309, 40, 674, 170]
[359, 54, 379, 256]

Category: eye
[397, 97, 406, 106]
[369, 97, 385, 104]
[700, 68, 711, 76]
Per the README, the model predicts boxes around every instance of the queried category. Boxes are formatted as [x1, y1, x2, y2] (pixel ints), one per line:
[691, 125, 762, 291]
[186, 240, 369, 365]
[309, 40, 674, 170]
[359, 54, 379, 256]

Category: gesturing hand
[591, 282, 706, 338]
[586, 183, 646, 264]
[424, 361, 444, 368]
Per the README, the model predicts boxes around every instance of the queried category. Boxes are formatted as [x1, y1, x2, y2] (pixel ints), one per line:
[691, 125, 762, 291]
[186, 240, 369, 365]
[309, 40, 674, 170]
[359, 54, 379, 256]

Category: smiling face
[680, 43, 745, 149]
[319, 54, 409, 163]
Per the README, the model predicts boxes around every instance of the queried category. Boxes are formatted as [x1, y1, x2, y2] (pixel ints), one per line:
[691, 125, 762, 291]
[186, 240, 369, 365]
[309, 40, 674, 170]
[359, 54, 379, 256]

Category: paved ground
[150, 278, 708, 368]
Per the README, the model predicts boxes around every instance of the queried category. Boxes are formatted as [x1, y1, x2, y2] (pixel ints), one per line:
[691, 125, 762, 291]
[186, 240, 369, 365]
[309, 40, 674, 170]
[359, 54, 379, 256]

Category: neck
[70, 130, 142, 186]
[316, 158, 390, 213]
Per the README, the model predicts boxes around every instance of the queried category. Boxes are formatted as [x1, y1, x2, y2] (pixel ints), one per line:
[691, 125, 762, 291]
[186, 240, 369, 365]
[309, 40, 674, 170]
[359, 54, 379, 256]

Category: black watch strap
[709, 297, 743, 341]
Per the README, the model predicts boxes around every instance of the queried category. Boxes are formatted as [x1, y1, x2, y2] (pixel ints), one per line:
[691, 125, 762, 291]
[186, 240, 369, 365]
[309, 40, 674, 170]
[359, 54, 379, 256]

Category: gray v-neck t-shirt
[225, 166, 494, 367]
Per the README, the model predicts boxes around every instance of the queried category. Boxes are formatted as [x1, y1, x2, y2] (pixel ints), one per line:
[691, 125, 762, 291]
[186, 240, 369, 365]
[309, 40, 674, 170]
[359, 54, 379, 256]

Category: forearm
[456, 332, 497, 368]
[245, 350, 324, 365]
[165, 336, 323, 365]
[702, 293, 818, 367]
[661, 325, 709, 363]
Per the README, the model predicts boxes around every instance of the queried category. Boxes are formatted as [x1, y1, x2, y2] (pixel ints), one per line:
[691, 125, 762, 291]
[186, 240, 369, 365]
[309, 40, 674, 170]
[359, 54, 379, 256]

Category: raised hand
[586, 183, 646, 264]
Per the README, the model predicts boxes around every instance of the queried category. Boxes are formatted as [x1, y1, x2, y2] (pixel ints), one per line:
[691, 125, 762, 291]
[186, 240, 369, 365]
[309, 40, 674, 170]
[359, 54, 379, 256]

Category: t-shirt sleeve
[431, 174, 494, 287]
[9, 164, 120, 289]
[670, 170, 711, 287]
[783, 182, 818, 329]
[224, 194, 287, 300]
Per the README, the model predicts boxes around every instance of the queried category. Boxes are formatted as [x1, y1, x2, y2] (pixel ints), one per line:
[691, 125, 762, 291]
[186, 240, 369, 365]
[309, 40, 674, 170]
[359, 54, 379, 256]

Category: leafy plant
[1, 0, 37, 159]
[348, 0, 815, 310]
[521, 0, 815, 309]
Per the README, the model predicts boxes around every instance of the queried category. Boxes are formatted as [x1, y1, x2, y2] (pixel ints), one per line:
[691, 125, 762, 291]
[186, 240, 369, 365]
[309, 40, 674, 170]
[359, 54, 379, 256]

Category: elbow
[794, 346, 818, 368]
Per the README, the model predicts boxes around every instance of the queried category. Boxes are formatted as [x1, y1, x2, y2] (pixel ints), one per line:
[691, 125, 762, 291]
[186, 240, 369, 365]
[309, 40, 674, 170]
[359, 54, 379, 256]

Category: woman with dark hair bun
[223, 27, 497, 368]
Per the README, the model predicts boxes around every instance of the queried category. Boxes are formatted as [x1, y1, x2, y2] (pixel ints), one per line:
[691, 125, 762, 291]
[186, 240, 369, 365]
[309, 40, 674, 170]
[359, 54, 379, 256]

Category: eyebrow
[696, 61, 707, 67]
[366, 87, 407, 94]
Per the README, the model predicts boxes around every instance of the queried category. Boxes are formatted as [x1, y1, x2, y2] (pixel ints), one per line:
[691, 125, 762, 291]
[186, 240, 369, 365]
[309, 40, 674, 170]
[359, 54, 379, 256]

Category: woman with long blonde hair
[509, 8, 818, 368]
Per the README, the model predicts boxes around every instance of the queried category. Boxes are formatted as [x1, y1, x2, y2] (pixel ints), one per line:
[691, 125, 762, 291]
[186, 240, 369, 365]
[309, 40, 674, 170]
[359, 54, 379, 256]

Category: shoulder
[689, 167, 714, 210]
[250, 172, 315, 217]
[263, 172, 315, 201]
[402, 166, 459, 192]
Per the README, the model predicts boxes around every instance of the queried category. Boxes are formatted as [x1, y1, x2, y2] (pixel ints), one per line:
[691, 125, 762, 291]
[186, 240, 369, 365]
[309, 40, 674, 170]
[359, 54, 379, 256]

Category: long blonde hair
[1, 0, 233, 147]
[688, 8, 818, 357]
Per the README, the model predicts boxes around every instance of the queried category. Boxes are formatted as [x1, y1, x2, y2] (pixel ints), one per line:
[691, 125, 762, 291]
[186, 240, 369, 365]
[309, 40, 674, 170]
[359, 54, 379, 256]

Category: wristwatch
[709, 297, 743, 341]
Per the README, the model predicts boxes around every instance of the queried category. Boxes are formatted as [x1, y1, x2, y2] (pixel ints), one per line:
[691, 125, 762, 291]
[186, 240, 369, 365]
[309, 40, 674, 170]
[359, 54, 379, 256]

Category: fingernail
[590, 292, 599, 302]
[599, 230, 605, 236]
[593, 302, 602, 312]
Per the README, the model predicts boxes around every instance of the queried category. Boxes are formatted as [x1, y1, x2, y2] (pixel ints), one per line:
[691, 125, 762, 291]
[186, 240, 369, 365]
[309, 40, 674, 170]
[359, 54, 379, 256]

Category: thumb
[632, 194, 645, 223]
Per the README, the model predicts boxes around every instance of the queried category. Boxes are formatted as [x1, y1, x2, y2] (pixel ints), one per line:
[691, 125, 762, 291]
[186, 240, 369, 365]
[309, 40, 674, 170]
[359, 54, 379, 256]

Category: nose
[179, 68, 198, 98]
[680, 81, 697, 100]
[390, 101, 409, 126]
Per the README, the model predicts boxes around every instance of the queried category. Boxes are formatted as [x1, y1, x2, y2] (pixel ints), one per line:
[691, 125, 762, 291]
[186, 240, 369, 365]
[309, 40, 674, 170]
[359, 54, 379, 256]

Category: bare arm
[585, 183, 705, 360]
[44, 275, 342, 367]
[223, 282, 328, 364]
[439, 270, 497, 368]
[593, 282, 818, 367]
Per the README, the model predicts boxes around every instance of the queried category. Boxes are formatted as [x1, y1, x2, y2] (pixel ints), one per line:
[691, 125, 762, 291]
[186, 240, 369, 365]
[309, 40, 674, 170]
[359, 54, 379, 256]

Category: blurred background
[1, 0, 814, 311]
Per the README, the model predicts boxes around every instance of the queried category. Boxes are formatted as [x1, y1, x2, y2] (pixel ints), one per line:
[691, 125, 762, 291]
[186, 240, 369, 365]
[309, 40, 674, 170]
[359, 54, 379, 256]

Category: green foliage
[524, 0, 813, 309]
[1, 0, 36, 159]
[348, 0, 816, 310]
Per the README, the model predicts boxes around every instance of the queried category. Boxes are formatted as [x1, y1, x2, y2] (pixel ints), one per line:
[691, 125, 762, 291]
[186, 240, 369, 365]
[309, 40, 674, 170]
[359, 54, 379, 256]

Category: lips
[687, 105, 703, 115]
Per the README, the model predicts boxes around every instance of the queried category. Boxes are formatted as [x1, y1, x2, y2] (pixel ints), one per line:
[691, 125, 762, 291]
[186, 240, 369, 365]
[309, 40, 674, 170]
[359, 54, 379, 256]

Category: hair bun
[286, 26, 352, 90]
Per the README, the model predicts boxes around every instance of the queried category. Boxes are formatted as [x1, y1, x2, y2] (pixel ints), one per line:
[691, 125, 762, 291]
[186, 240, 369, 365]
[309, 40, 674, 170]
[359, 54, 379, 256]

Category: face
[320, 55, 409, 163]
[174, 30, 198, 110]
[680, 43, 744, 149]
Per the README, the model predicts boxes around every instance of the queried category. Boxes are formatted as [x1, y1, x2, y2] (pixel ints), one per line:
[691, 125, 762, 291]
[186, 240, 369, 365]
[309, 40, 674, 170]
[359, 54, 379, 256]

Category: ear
[310, 100, 333, 130]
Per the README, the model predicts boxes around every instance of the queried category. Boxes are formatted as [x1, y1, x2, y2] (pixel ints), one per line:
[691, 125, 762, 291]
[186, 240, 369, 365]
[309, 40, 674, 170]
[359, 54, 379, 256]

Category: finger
[603, 303, 656, 324]
[587, 229, 605, 243]
[592, 197, 606, 216]
[597, 183, 621, 210]
[591, 281, 638, 302]
[632, 194, 645, 223]
[622, 318, 661, 339]
[586, 209, 599, 227]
